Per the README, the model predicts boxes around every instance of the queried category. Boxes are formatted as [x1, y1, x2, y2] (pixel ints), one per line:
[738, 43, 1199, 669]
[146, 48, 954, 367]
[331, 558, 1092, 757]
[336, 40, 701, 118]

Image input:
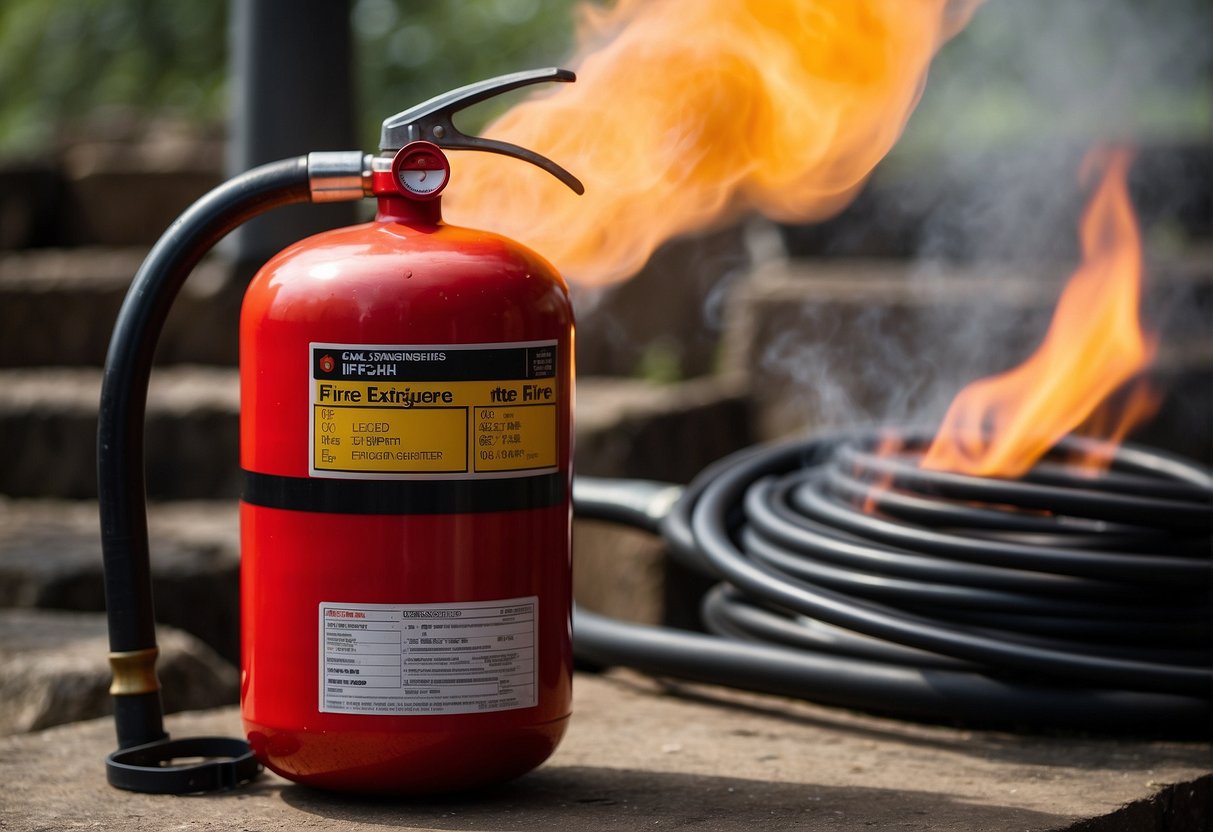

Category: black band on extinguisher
[241, 470, 567, 514]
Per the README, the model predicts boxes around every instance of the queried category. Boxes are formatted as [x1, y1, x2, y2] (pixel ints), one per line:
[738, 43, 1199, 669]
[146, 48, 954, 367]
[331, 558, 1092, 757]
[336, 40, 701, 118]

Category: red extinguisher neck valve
[370, 151, 445, 225]
[374, 193, 443, 226]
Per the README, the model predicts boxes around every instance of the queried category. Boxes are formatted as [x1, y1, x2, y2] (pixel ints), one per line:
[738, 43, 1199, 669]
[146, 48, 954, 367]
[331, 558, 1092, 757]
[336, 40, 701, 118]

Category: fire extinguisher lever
[379, 67, 585, 195]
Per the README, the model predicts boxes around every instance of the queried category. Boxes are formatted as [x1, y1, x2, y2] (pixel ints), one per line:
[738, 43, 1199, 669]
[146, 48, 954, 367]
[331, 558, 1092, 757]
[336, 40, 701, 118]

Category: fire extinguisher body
[95, 69, 585, 795]
[239, 202, 574, 792]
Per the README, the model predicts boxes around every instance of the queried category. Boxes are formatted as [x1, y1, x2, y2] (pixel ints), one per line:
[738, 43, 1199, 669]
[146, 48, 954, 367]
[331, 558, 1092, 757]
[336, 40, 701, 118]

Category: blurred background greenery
[0, 0, 1206, 161]
[0, 0, 581, 158]
[896, 0, 1212, 157]
[0, 0, 228, 153]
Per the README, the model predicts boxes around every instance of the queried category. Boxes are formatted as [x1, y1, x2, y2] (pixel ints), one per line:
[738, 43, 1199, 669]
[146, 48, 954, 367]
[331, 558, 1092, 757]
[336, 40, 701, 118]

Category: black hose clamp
[106, 737, 261, 794]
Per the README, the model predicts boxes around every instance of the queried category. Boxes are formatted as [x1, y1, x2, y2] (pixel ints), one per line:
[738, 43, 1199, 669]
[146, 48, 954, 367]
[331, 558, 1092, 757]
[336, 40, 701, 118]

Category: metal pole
[228, 0, 358, 268]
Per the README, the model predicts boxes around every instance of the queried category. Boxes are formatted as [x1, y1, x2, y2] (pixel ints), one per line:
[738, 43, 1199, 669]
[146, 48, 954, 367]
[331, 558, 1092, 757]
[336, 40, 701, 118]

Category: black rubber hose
[573, 430, 1213, 736]
[98, 158, 311, 751]
[573, 605, 1206, 734]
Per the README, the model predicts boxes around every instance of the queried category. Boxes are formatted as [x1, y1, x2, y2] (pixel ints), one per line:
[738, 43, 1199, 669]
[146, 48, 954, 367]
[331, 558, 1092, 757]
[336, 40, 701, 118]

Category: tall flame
[445, 0, 981, 286]
[920, 149, 1159, 478]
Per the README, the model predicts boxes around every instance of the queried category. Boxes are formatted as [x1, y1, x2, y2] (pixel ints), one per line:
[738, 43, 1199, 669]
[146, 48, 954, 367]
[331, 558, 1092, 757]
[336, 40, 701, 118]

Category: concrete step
[778, 142, 1212, 261]
[0, 368, 750, 666]
[0, 369, 751, 500]
[0, 365, 240, 500]
[0, 232, 748, 379]
[724, 254, 1213, 464]
[0, 495, 693, 666]
[0, 376, 751, 660]
[0, 248, 241, 367]
[0, 498, 241, 662]
[2, 670, 1210, 830]
[0, 608, 237, 735]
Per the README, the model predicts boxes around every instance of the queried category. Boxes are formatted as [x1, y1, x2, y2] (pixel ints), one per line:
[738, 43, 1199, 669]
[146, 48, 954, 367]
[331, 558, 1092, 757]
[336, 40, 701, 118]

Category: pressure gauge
[390, 141, 450, 200]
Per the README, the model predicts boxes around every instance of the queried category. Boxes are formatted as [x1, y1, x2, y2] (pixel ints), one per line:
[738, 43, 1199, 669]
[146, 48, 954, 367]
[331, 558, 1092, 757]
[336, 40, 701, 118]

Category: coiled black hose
[573, 430, 1213, 736]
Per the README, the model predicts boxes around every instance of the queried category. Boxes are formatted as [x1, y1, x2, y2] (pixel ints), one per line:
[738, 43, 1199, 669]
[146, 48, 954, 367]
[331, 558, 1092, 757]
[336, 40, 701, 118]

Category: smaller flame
[862, 430, 904, 514]
[920, 148, 1159, 479]
[1065, 376, 1160, 473]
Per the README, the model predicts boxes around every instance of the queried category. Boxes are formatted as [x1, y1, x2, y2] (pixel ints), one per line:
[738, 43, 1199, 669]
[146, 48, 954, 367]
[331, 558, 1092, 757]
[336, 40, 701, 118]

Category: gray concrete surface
[0, 495, 683, 663]
[572, 519, 667, 625]
[0, 372, 751, 499]
[0, 609, 237, 735]
[0, 248, 238, 367]
[575, 375, 752, 482]
[0, 366, 242, 499]
[59, 124, 223, 248]
[724, 254, 1213, 466]
[0, 499, 242, 662]
[1, 670, 1208, 831]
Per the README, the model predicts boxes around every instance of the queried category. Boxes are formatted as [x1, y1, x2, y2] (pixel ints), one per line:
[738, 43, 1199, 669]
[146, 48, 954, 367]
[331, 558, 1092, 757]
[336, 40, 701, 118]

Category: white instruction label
[319, 597, 537, 715]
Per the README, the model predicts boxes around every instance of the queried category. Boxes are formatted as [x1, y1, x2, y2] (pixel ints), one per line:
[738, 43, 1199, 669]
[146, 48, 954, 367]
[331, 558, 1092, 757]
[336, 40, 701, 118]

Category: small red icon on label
[319, 354, 335, 373]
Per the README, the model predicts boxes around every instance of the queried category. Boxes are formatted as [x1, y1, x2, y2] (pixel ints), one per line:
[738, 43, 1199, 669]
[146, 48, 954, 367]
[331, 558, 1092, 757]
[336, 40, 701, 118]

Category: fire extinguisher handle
[379, 67, 585, 195]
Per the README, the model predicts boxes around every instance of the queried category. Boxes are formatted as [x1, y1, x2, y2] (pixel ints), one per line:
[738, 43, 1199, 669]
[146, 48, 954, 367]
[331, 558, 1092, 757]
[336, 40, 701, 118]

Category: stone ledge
[0, 497, 682, 655]
[0, 248, 239, 367]
[59, 130, 222, 247]
[0, 371, 752, 499]
[723, 256, 1213, 463]
[0, 670, 1207, 831]
[0, 608, 236, 735]
[572, 519, 667, 626]
[0, 499, 240, 663]
[0, 365, 241, 499]
[576, 374, 752, 483]
[571, 375, 752, 629]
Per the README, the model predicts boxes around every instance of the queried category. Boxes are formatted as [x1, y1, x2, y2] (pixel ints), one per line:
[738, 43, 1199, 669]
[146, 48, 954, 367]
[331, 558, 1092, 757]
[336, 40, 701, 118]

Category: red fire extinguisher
[97, 68, 582, 794]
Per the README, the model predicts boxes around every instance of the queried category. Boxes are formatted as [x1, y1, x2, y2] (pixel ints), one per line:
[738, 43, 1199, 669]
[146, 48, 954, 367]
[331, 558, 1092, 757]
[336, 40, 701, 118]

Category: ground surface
[2, 670, 1208, 831]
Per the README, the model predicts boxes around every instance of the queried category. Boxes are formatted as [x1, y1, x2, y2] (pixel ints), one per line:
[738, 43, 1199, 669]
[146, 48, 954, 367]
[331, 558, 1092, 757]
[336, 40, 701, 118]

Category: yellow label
[309, 342, 559, 479]
[473, 403, 557, 472]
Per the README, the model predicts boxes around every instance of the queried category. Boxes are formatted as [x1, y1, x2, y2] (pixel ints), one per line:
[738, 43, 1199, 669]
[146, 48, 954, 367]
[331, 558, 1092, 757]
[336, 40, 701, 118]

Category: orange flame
[920, 149, 1159, 478]
[445, 0, 981, 286]
[862, 430, 904, 514]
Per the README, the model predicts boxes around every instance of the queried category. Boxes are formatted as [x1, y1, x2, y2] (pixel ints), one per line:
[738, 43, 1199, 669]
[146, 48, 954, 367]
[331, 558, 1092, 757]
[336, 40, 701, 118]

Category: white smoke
[750, 0, 1211, 446]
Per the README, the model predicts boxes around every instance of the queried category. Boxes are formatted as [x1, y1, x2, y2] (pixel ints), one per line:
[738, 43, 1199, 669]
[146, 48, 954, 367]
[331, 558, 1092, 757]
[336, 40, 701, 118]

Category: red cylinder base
[244, 716, 569, 794]
[240, 503, 573, 794]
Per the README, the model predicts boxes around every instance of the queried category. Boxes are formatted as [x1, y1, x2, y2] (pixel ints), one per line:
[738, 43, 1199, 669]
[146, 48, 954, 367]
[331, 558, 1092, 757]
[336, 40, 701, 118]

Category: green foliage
[355, 0, 579, 146]
[2, 0, 1204, 161]
[894, 0, 1212, 157]
[635, 339, 684, 385]
[0, 0, 580, 157]
[0, 0, 226, 153]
